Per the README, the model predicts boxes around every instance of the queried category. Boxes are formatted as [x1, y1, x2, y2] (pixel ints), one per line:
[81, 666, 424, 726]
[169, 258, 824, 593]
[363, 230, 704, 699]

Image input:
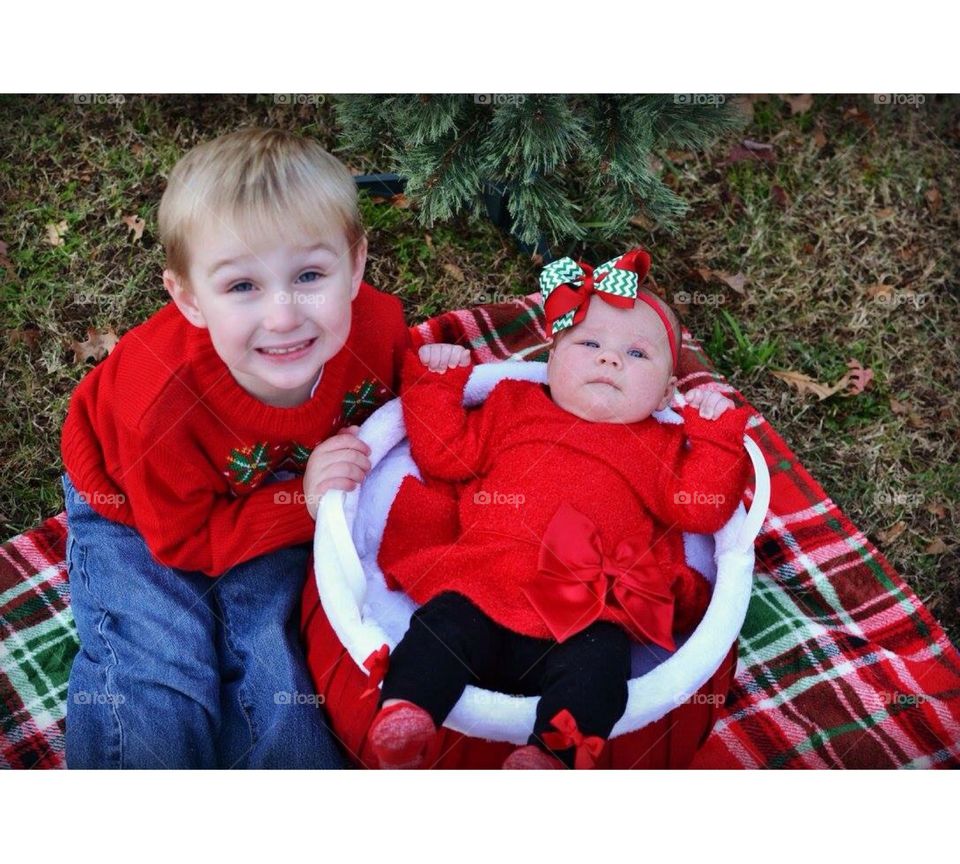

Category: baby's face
[546, 297, 678, 424]
[165, 220, 366, 407]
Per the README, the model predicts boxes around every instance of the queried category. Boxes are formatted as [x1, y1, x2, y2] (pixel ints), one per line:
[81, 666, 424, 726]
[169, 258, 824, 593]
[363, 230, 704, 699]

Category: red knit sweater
[61, 282, 410, 577]
[378, 352, 753, 641]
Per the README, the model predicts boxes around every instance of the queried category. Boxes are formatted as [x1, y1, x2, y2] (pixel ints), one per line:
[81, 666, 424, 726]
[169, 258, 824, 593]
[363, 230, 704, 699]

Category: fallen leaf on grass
[724, 139, 776, 166]
[45, 220, 68, 247]
[877, 521, 907, 545]
[770, 185, 791, 209]
[71, 327, 119, 363]
[924, 537, 949, 555]
[926, 502, 948, 520]
[890, 398, 928, 429]
[442, 262, 465, 282]
[122, 214, 145, 241]
[812, 126, 828, 149]
[925, 186, 942, 216]
[7, 329, 40, 349]
[876, 208, 895, 218]
[771, 359, 873, 400]
[785, 94, 814, 115]
[692, 267, 749, 295]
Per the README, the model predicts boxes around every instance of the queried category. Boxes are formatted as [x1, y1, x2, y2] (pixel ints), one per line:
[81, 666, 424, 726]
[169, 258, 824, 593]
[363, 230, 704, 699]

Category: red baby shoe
[502, 745, 566, 769]
[368, 701, 437, 769]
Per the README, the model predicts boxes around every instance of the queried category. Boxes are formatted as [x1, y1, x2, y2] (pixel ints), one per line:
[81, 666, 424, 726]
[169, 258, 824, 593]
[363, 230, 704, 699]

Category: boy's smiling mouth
[256, 337, 317, 357]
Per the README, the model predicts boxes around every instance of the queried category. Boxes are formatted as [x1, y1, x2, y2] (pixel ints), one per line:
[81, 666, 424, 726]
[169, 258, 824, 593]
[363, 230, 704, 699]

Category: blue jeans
[62, 474, 345, 769]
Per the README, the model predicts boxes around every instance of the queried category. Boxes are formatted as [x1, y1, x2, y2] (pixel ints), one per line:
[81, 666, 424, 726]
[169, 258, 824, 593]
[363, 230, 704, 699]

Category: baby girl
[372, 248, 752, 769]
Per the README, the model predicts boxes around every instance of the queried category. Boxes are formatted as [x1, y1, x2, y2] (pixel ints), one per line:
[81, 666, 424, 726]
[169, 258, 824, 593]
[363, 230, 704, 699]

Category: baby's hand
[301, 425, 372, 519]
[684, 387, 736, 420]
[418, 343, 471, 373]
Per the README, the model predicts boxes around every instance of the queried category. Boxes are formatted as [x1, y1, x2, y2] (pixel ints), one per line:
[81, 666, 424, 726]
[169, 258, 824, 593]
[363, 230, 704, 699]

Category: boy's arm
[636, 405, 753, 534]
[399, 349, 493, 482]
[124, 438, 316, 578]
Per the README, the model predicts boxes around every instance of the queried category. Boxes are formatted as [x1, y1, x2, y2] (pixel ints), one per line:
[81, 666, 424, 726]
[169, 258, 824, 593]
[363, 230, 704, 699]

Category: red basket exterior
[302, 564, 735, 769]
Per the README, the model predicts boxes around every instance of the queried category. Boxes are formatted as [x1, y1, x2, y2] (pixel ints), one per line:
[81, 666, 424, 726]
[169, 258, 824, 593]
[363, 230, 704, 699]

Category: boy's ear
[349, 235, 368, 301]
[163, 269, 207, 329]
[657, 376, 678, 412]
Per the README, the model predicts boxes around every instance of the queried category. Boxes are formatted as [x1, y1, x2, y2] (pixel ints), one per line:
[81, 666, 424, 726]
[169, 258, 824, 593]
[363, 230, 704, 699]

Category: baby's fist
[684, 387, 736, 420]
[418, 343, 471, 373]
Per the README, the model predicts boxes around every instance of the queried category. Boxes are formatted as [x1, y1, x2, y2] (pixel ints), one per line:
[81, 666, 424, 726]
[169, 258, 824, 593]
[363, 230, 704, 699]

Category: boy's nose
[264, 291, 303, 330]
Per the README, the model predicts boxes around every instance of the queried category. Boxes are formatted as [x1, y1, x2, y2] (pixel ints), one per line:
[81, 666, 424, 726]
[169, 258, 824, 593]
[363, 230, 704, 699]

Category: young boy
[60, 127, 460, 768]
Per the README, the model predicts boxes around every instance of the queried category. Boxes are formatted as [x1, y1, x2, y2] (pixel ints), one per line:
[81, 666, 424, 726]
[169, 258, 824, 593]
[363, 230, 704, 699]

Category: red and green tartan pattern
[2, 293, 959, 768]
[224, 440, 314, 494]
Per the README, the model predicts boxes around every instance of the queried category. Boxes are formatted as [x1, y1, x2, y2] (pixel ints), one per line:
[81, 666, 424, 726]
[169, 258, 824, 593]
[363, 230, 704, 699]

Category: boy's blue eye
[628, 348, 646, 359]
[229, 281, 255, 293]
[297, 271, 325, 284]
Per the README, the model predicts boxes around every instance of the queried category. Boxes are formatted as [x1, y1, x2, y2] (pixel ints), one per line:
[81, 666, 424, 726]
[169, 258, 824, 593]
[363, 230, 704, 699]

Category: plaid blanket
[3, 295, 959, 769]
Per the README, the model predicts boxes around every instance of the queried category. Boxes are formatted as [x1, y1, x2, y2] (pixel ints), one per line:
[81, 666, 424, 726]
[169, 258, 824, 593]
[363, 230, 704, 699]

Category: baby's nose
[597, 350, 621, 368]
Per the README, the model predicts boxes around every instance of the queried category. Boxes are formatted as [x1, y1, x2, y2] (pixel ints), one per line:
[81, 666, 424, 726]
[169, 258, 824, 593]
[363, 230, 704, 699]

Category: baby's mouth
[590, 376, 620, 390]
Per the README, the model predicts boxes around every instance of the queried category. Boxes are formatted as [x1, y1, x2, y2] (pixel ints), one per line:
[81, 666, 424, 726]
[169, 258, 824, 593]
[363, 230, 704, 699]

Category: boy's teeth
[261, 340, 310, 355]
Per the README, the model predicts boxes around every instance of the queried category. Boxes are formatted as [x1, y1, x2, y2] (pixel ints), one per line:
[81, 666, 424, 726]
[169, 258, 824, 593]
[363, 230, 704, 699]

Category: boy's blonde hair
[158, 128, 364, 279]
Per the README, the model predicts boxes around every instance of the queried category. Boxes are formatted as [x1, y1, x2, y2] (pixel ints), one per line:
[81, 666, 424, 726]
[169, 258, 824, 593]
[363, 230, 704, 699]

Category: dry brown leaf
[772, 359, 873, 401]
[715, 271, 748, 295]
[724, 140, 776, 166]
[812, 126, 828, 149]
[877, 521, 907, 545]
[122, 214, 145, 242]
[130, 142, 144, 157]
[925, 537, 949, 555]
[71, 327, 119, 363]
[665, 150, 696, 163]
[629, 213, 655, 230]
[876, 207, 895, 218]
[442, 262, 465, 283]
[770, 185, 791, 209]
[45, 220, 68, 247]
[865, 283, 895, 301]
[925, 186, 942, 215]
[7, 329, 40, 349]
[785, 94, 814, 115]
[926, 502, 948, 520]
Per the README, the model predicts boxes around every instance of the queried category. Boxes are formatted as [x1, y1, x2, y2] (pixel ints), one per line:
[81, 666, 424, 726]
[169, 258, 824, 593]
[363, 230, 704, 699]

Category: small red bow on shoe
[361, 644, 390, 699]
[522, 502, 677, 650]
[541, 709, 605, 769]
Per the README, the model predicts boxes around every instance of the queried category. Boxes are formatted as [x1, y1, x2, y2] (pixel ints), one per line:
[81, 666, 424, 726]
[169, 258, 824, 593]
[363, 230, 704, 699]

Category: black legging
[379, 591, 631, 767]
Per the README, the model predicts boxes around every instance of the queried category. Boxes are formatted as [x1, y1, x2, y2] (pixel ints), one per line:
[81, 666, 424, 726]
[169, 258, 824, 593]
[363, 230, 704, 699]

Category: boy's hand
[418, 343, 471, 374]
[684, 387, 736, 420]
[301, 425, 372, 519]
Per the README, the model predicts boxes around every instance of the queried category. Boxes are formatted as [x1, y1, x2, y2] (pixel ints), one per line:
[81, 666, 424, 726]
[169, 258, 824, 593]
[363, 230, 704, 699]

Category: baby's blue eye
[628, 348, 646, 359]
[296, 271, 325, 284]
[579, 340, 600, 348]
[229, 281, 255, 293]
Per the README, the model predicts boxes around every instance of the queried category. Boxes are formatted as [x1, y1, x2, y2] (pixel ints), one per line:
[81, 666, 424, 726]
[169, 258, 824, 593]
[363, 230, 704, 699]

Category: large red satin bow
[542, 248, 651, 335]
[523, 502, 677, 650]
[541, 709, 605, 769]
[361, 644, 390, 699]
